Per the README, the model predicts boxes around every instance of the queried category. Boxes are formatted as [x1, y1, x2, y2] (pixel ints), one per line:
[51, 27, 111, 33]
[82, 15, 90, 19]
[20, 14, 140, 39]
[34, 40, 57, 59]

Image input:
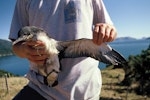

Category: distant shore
[0, 53, 14, 57]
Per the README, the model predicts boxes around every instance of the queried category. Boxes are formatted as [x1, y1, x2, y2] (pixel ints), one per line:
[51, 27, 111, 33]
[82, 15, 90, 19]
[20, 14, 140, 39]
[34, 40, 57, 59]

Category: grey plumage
[57, 39, 126, 65]
[13, 26, 126, 87]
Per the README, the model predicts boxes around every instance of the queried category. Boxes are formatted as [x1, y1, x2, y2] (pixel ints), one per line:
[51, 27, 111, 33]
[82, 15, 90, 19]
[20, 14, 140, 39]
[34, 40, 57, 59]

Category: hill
[0, 39, 13, 56]
[115, 36, 150, 42]
[115, 37, 137, 42]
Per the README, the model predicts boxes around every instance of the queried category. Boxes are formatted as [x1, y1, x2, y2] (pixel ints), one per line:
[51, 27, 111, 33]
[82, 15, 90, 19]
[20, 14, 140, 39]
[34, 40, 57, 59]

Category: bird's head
[13, 26, 58, 55]
[13, 26, 50, 45]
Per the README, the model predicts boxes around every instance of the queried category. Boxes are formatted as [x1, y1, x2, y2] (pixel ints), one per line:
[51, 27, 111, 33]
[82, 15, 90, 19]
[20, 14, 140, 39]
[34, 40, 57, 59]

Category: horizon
[0, 0, 150, 40]
[1, 36, 149, 42]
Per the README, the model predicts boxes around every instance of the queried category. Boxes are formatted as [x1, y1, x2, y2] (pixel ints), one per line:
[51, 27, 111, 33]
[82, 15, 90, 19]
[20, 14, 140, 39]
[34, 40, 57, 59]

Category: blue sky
[104, 0, 150, 39]
[0, 0, 150, 40]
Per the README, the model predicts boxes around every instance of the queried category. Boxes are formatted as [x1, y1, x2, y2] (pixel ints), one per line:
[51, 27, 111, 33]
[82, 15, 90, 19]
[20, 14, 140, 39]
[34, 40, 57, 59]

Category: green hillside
[0, 39, 13, 56]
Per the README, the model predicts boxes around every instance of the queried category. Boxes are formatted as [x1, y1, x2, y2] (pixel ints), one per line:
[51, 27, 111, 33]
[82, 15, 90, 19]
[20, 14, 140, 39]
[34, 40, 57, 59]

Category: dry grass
[100, 67, 149, 100]
[0, 77, 28, 100]
[0, 68, 149, 100]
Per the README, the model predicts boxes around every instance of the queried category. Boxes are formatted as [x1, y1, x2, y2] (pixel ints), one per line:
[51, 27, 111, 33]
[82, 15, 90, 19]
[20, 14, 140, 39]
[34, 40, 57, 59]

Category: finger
[29, 58, 45, 65]
[107, 29, 117, 42]
[97, 25, 105, 45]
[28, 54, 49, 64]
[31, 54, 49, 60]
[22, 43, 36, 58]
[26, 41, 45, 47]
[28, 48, 47, 56]
[103, 26, 111, 42]
[25, 46, 38, 56]
[93, 25, 99, 44]
[25, 41, 46, 55]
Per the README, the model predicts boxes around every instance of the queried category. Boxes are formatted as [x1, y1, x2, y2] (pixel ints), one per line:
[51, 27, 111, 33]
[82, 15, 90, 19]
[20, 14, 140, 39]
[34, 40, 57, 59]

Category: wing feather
[57, 38, 126, 65]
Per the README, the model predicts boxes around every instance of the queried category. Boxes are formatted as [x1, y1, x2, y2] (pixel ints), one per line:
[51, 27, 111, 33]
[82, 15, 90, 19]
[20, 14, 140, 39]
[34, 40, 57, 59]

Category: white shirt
[9, 0, 112, 99]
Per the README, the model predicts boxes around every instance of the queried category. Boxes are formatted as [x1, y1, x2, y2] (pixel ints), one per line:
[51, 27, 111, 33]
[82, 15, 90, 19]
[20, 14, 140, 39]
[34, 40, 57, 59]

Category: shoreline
[0, 53, 14, 57]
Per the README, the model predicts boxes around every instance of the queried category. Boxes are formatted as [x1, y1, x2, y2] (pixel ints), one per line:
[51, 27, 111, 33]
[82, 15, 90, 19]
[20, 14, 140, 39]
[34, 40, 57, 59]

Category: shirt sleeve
[92, 0, 113, 25]
[9, 0, 30, 40]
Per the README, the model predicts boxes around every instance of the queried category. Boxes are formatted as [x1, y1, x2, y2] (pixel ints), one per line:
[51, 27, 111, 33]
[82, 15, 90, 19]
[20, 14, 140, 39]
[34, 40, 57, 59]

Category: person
[9, 0, 117, 100]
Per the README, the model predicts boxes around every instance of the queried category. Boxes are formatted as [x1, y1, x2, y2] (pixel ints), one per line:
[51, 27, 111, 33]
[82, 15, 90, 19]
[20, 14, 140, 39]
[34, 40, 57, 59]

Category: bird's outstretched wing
[57, 39, 126, 65]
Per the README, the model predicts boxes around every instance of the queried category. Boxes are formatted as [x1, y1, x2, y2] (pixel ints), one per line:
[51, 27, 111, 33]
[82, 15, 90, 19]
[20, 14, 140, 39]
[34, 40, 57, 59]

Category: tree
[121, 45, 150, 96]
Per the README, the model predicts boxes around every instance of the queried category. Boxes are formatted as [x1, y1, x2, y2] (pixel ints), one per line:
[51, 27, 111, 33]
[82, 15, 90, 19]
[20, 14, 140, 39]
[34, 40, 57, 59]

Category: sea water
[0, 39, 149, 76]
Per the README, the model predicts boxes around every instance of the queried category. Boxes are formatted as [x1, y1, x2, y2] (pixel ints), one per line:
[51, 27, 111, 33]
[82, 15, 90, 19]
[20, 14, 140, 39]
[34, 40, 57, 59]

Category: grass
[0, 67, 149, 100]
[0, 77, 28, 100]
[100, 67, 149, 100]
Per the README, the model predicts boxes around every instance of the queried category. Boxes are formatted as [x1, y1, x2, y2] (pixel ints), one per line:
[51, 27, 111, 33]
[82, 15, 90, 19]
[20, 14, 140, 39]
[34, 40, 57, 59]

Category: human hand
[93, 23, 117, 45]
[19, 41, 49, 65]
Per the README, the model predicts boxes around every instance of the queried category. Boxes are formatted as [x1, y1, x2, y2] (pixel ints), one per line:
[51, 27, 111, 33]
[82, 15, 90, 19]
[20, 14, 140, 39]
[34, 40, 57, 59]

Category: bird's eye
[27, 32, 31, 35]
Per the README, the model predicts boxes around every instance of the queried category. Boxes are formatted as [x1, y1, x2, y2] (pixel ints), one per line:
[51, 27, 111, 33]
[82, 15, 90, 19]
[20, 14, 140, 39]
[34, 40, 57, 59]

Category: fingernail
[94, 27, 99, 33]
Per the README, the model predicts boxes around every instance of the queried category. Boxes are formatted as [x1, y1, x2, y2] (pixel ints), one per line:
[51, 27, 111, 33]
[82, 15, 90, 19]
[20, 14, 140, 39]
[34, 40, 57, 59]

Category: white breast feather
[35, 32, 60, 86]
[36, 32, 59, 55]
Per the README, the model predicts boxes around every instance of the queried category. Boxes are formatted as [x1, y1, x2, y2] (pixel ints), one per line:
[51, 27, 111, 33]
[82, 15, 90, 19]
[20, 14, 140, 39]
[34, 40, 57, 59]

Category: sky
[103, 0, 150, 39]
[0, 0, 150, 40]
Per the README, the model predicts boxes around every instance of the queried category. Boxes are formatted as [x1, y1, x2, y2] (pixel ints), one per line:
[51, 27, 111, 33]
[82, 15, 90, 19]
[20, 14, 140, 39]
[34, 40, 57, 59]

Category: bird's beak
[12, 34, 34, 45]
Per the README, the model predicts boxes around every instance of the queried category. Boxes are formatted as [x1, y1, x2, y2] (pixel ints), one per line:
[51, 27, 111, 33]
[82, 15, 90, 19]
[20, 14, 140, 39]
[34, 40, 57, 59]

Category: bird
[13, 26, 126, 87]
